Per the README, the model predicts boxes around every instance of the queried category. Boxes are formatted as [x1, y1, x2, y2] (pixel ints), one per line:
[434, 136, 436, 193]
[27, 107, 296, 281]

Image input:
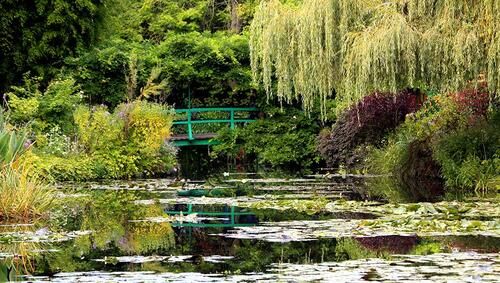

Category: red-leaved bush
[318, 90, 424, 167]
[450, 86, 490, 124]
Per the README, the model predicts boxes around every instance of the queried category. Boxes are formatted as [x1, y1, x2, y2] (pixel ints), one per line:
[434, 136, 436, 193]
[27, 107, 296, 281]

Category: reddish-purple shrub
[450, 86, 490, 124]
[318, 90, 423, 167]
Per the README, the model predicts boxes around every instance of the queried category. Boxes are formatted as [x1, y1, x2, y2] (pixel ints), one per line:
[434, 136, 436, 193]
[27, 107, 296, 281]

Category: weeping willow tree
[250, 0, 500, 115]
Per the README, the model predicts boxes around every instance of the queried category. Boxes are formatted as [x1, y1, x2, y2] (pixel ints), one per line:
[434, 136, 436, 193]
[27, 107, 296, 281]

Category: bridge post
[187, 109, 194, 140]
[230, 110, 235, 129]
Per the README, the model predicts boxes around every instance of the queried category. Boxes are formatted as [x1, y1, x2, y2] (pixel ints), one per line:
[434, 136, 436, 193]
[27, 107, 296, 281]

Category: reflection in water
[165, 203, 258, 228]
[0, 183, 498, 281]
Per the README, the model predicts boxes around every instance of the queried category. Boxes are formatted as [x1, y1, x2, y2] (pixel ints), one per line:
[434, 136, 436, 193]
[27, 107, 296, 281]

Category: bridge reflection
[164, 203, 258, 228]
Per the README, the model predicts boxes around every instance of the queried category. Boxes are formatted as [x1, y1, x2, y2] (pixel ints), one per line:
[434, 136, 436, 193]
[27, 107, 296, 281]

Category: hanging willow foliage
[250, 0, 500, 115]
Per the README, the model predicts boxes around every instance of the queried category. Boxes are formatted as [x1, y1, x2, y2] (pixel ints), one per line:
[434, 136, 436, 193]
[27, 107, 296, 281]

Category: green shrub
[74, 105, 124, 153]
[25, 152, 97, 182]
[31, 101, 176, 181]
[212, 108, 321, 173]
[6, 77, 82, 133]
[66, 39, 144, 107]
[433, 111, 500, 194]
[368, 89, 498, 201]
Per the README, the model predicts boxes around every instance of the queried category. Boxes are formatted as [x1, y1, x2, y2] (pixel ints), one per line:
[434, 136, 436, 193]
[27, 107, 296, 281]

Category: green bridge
[171, 107, 259, 147]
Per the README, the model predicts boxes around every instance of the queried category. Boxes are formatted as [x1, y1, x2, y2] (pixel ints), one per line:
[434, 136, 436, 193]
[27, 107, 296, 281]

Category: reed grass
[0, 110, 54, 221]
[0, 165, 54, 221]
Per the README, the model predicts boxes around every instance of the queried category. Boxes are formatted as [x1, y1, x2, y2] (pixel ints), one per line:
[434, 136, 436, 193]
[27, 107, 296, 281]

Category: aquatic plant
[242, 198, 330, 215]
[0, 113, 27, 166]
[0, 111, 53, 221]
[0, 166, 53, 221]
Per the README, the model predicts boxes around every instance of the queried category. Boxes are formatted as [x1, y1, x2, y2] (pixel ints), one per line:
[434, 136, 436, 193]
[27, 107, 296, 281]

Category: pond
[0, 178, 499, 282]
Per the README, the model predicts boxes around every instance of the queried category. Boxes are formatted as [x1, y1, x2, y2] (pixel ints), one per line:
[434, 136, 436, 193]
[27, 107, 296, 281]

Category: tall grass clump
[0, 110, 53, 221]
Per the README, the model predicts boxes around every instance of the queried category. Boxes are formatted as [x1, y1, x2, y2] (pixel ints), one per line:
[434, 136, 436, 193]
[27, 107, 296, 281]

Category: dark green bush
[212, 108, 321, 173]
[433, 111, 500, 194]
[0, 0, 107, 91]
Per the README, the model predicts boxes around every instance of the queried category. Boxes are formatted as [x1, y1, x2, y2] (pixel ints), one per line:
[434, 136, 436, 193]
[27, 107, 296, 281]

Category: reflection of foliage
[411, 241, 443, 255]
[335, 238, 384, 261]
[0, 241, 39, 276]
[124, 222, 175, 254]
[30, 190, 175, 274]
[434, 235, 500, 253]
[51, 190, 175, 253]
[0, 262, 16, 282]
[80, 191, 138, 249]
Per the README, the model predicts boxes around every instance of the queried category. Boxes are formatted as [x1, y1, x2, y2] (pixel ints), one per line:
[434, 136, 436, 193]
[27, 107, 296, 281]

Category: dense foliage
[68, 31, 254, 108]
[250, 0, 500, 113]
[212, 108, 321, 173]
[0, 0, 108, 91]
[318, 90, 423, 168]
[1, 0, 498, 201]
[24, 100, 176, 181]
[1, 0, 265, 180]
[368, 89, 498, 201]
[5, 76, 82, 133]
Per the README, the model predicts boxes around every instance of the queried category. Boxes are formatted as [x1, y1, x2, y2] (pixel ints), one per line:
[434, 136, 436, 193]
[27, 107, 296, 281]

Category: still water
[1, 179, 498, 282]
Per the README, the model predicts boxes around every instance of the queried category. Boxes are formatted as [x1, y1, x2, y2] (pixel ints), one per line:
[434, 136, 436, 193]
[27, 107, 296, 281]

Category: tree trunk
[229, 0, 240, 33]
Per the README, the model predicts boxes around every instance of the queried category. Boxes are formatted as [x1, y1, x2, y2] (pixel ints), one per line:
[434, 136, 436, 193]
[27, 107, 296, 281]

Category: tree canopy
[0, 0, 108, 91]
[250, 0, 500, 115]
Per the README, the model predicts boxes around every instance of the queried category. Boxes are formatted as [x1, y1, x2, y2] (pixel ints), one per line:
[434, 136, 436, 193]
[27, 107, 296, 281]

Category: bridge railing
[172, 107, 259, 141]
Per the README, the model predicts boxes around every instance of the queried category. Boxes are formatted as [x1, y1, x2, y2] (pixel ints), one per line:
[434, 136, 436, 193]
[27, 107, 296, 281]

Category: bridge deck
[170, 133, 217, 141]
